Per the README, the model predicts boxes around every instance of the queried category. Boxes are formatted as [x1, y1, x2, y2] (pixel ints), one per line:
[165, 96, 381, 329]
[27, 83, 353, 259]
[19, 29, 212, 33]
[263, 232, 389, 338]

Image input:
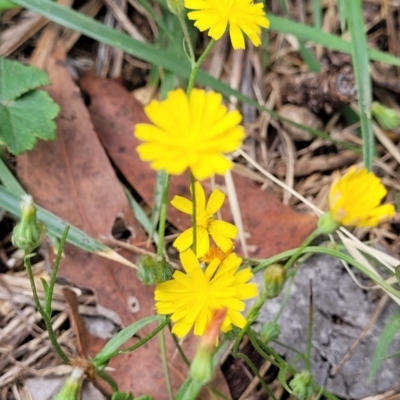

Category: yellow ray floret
[134, 88, 245, 180]
[171, 181, 238, 257]
[155, 249, 258, 338]
[185, 0, 270, 50]
[329, 166, 396, 227]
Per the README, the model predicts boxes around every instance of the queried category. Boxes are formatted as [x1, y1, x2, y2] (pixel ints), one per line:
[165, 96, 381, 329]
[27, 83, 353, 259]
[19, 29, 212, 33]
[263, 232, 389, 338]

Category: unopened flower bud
[289, 371, 314, 399]
[12, 195, 43, 251]
[54, 367, 85, 400]
[261, 321, 280, 343]
[190, 309, 226, 384]
[263, 264, 286, 297]
[372, 102, 400, 130]
[137, 255, 173, 285]
[317, 211, 339, 234]
[167, 0, 184, 15]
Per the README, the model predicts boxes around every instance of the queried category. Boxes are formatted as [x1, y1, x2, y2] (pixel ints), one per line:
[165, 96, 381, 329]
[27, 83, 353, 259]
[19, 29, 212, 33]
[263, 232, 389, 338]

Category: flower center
[197, 210, 213, 229]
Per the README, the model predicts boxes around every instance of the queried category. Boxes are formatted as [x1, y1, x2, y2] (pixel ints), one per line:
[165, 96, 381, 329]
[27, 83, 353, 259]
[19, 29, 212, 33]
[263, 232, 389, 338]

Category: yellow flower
[328, 166, 396, 228]
[155, 249, 258, 337]
[171, 181, 238, 257]
[135, 88, 245, 180]
[199, 246, 232, 263]
[185, 0, 270, 50]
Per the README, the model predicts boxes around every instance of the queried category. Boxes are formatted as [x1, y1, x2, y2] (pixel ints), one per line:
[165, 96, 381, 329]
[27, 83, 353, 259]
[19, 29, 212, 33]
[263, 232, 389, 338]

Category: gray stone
[254, 254, 400, 399]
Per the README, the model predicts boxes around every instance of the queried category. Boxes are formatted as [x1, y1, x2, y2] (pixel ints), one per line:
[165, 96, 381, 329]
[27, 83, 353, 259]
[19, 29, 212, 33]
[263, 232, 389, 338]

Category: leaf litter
[2, 0, 400, 399]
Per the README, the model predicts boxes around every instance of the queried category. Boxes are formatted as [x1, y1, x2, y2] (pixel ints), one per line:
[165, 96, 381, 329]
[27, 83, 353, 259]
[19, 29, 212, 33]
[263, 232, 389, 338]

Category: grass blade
[0, 185, 137, 268]
[344, 0, 374, 170]
[369, 310, 400, 380]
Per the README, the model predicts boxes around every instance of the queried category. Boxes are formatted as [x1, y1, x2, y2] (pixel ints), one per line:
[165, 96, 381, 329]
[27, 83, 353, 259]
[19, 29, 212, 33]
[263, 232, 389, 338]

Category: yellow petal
[173, 228, 193, 252]
[206, 189, 225, 214]
[171, 196, 193, 215]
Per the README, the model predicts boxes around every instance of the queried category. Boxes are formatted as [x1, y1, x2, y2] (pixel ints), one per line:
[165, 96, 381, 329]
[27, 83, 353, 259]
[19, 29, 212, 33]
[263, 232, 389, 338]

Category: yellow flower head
[200, 246, 232, 263]
[328, 166, 396, 227]
[171, 181, 238, 257]
[155, 249, 258, 337]
[185, 0, 270, 50]
[135, 88, 245, 180]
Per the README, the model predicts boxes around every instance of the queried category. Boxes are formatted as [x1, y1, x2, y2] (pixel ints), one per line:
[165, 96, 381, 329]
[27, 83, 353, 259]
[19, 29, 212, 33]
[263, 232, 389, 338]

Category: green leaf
[344, 0, 374, 170]
[0, 57, 50, 102]
[0, 0, 17, 10]
[93, 315, 164, 368]
[369, 310, 400, 380]
[124, 187, 158, 245]
[0, 156, 25, 196]
[0, 90, 60, 154]
[0, 184, 109, 254]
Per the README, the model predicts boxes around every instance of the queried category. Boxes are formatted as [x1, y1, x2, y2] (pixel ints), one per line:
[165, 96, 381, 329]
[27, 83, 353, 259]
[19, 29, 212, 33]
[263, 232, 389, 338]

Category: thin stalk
[100, 316, 170, 362]
[190, 172, 197, 255]
[273, 272, 295, 323]
[45, 226, 69, 316]
[24, 255, 69, 363]
[283, 228, 320, 271]
[186, 39, 215, 94]
[305, 282, 313, 371]
[236, 352, 278, 400]
[169, 322, 191, 366]
[159, 327, 174, 400]
[247, 330, 280, 368]
[177, 12, 195, 67]
[232, 293, 268, 356]
[157, 174, 171, 255]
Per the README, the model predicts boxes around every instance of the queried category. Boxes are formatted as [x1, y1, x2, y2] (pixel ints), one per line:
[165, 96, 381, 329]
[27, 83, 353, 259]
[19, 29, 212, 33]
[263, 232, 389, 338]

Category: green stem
[98, 316, 170, 363]
[177, 12, 195, 67]
[283, 228, 320, 271]
[159, 326, 174, 400]
[273, 272, 295, 323]
[157, 174, 171, 255]
[24, 254, 70, 364]
[186, 39, 215, 94]
[169, 322, 191, 366]
[236, 351, 278, 400]
[45, 226, 69, 316]
[190, 172, 197, 255]
[305, 282, 313, 371]
[232, 293, 268, 356]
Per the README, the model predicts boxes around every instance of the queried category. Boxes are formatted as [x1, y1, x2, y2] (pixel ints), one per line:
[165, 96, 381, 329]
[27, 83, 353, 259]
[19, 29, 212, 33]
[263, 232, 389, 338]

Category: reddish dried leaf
[17, 49, 230, 399]
[79, 73, 317, 259]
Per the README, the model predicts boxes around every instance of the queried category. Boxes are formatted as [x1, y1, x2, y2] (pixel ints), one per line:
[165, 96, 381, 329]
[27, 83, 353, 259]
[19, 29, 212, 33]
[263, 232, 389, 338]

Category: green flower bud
[372, 102, 400, 130]
[317, 211, 339, 234]
[261, 321, 280, 343]
[289, 371, 314, 399]
[54, 368, 84, 400]
[263, 264, 286, 298]
[167, 0, 184, 15]
[12, 195, 43, 251]
[190, 346, 214, 384]
[111, 392, 134, 400]
[137, 254, 173, 285]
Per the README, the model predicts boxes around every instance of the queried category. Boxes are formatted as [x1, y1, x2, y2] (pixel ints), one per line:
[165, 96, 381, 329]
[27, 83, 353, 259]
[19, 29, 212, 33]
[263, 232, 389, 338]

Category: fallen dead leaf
[17, 48, 230, 399]
[79, 72, 317, 259]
